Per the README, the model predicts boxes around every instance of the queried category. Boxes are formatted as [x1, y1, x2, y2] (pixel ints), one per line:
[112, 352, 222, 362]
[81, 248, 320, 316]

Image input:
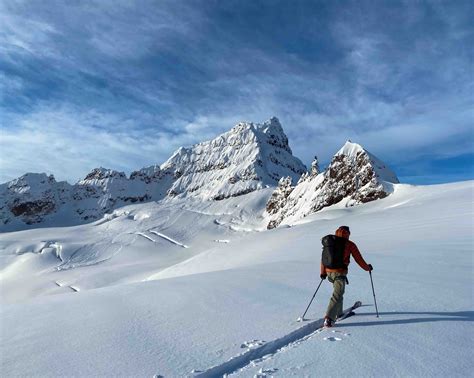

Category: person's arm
[320, 262, 327, 279]
[349, 242, 372, 271]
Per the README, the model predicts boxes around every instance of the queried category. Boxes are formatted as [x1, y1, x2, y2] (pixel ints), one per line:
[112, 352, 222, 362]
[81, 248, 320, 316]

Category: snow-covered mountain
[266, 141, 399, 229]
[157, 117, 306, 199]
[0, 173, 70, 225]
[0, 117, 306, 229]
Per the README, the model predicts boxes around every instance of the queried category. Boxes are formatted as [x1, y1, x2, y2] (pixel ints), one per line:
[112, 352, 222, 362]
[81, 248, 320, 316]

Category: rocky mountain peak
[1, 173, 70, 226]
[81, 168, 127, 183]
[266, 141, 399, 229]
[7, 173, 56, 191]
[159, 117, 306, 200]
[335, 141, 399, 184]
[129, 165, 161, 182]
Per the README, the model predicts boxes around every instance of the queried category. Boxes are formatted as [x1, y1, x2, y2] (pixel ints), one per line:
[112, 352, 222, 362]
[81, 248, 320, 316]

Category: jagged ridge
[0, 117, 306, 228]
[266, 141, 399, 229]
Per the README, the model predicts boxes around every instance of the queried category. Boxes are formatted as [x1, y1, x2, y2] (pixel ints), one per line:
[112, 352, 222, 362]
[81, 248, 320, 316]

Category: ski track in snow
[180, 207, 233, 217]
[56, 243, 124, 271]
[194, 304, 357, 377]
[195, 304, 359, 377]
[194, 321, 324, 377]
[149, 230, 189, 248]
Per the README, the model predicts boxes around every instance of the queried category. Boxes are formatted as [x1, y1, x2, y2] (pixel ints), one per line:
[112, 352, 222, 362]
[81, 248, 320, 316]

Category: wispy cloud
[1, 103, 211, 183]
[0, 0, 472, 184]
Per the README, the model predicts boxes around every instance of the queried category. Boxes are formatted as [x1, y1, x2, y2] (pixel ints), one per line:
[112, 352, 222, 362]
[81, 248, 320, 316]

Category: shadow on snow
[342, 310, 474, 327]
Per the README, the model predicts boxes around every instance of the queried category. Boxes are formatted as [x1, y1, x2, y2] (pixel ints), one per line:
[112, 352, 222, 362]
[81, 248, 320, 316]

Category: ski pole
[298, 278, 324, 321]
[369, 271, 379, 318]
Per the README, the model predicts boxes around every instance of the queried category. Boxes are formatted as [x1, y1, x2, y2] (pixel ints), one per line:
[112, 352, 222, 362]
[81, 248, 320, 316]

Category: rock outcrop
[266, 141, 399, 229]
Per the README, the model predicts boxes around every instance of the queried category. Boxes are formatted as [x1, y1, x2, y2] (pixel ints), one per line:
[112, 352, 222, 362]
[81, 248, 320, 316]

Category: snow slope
[0, 181, 473, 377]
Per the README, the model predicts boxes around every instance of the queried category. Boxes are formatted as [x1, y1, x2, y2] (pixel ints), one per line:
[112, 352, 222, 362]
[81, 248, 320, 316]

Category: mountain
[266, 141, 399, 229]
[0, 173, 71, 225]
[0, 117, 306, 229]
[160, 117, 306, 200]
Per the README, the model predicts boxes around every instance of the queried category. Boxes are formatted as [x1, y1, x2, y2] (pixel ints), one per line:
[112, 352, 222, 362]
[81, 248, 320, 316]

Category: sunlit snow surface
[0, 181, 473, 377]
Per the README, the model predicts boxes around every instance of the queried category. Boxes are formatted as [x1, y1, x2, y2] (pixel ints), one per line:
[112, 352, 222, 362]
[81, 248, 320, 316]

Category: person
[321, 226, 373, 327]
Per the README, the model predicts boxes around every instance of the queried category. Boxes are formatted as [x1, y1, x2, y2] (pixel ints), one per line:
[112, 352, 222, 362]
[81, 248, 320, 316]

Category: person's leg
[336, 278, 345, 318]
[326, 273, 346, 321]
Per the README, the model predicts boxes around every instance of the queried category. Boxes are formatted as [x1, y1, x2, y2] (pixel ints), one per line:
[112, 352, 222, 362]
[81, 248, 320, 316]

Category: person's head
[335, 226, 350, 239]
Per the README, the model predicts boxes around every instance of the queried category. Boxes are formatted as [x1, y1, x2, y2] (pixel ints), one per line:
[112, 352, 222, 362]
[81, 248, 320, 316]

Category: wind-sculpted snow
[0, 117, 305, 230]
[266, 141, 399, 229]
[0, 181, 472, 377]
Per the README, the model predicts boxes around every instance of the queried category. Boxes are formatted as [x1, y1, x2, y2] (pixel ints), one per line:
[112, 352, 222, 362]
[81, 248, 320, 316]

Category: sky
[1, 0, 472, 185]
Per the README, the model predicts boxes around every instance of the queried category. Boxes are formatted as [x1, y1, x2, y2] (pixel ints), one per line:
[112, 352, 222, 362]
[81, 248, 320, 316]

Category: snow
[0, 180, 473, 377]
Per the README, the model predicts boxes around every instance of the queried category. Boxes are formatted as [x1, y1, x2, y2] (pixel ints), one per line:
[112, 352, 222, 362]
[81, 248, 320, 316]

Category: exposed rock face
[266, 141, 399, 229]
[266, 177, 293, 213]
[310, 156, 320, 176]
[0, 173, 70, 225]
[0, 117, 306, 229]
[129, 165, 161, 183]
[71, 167, 155, 221]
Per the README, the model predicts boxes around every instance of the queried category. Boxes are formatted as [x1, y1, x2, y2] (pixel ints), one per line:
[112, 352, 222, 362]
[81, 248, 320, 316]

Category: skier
[321, 226, 373, 327]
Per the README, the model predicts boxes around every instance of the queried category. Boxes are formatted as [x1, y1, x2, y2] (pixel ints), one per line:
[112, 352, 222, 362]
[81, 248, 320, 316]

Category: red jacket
[320, 229, 370, 275]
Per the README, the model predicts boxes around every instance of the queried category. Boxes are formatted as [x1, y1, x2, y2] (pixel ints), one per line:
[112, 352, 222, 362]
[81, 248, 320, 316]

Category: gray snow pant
[325, 272, 347, 321]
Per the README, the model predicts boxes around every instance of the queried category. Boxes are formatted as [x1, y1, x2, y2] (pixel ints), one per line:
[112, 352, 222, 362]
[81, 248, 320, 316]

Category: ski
[336, 301, 362, 322]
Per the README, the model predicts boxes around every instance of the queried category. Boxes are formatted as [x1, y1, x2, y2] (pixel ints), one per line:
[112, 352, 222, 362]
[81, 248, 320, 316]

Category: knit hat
[335, 226, 350, 239]
[339, 226, 350, 233]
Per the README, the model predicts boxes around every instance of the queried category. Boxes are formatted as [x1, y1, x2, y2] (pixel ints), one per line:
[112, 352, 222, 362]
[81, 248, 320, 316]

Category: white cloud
[0, 105, 203, 183]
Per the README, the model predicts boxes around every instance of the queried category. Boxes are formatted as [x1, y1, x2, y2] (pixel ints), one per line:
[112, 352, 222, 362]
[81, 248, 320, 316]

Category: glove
[320, 274, 327, 280]
[368, 264, 373, 272]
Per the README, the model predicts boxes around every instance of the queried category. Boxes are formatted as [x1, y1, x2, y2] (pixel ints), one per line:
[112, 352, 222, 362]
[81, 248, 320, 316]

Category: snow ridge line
[149, 230, 189, 248]
[196, 317, 331, 377]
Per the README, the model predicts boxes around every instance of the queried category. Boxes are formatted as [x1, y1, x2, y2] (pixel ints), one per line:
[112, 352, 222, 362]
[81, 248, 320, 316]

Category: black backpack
[321, 235, 347, 269]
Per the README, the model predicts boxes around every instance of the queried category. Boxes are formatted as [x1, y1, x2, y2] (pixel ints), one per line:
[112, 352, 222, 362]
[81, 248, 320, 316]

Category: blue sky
[1, 0, 472, 184]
